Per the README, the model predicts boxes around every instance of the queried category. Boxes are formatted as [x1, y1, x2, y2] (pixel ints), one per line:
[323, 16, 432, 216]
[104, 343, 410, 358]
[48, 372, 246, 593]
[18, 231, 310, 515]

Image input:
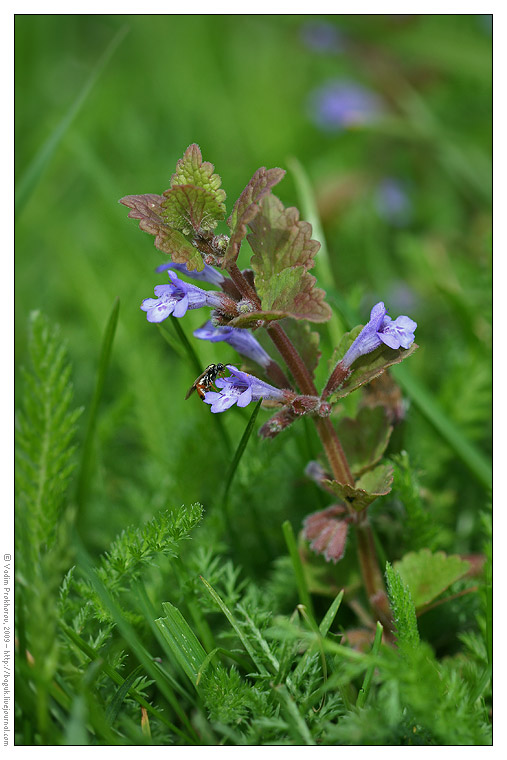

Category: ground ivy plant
[120, 143, 420, 628]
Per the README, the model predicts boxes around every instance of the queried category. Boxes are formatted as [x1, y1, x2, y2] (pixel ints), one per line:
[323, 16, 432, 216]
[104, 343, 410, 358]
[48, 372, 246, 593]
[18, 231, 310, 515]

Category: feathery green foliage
[385, 561, 420, 653]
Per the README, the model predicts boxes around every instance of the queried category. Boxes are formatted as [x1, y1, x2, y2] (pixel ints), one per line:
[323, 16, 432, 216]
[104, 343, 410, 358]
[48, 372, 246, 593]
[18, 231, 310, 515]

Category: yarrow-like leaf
[247, 194, 332, 323]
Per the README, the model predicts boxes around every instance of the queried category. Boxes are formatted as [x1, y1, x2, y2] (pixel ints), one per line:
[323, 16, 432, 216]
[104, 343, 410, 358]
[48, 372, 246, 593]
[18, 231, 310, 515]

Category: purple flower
[141, 270, 224, 323]
[300, 21, 344, 53]
[193, 320, 272, 369]
[203, 365, 291, 414]
[342, 302, 417, 368]
[375, 178, 412, 226]
[308, 80, 383, 132]
[155, 261, 225, 287]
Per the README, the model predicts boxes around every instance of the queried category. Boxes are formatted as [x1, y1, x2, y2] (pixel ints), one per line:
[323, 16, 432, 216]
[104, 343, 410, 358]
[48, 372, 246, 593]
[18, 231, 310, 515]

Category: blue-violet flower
[300, 20, 344, 53]
[342, 302, 417, 368]
[203, 365, 293, 414]
[141, 270, 224, 323]
[194, 320, 272, 369]
[155, 261, 225, 287]
[308, 79, 383, 132]
[375, 178, 412, 227]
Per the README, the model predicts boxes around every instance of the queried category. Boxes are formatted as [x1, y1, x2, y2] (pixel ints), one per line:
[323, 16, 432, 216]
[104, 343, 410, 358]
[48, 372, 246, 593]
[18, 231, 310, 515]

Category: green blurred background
[15, 15, 492, 562]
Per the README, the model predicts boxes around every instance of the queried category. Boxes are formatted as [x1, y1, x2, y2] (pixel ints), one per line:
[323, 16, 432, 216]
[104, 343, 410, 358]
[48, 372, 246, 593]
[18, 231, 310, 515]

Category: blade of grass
[155, 602, 209, 688]
[76, 297, 120, 516]
[59, 623, 185, 739]
[15, 25, 128, 218]
[161, 318, 231, 453]
[222, 398, 262, 507]
[282, 519, 315, 621]
[200, 576, 268, 676]
[319, 589, 345, 637]
[74, 547, 200, 743]
[287, 156, 344, 347]
[105, 664, 144, 726]
[161, 318, 202, 376]
[392, 364, 492, 491]
[356, 621, 383, 708]
[271, 683, 316, 746]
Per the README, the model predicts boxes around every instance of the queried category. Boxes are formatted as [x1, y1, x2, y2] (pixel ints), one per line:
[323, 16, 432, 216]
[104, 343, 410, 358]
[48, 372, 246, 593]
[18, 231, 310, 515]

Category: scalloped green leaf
[224, 166, 285, 266]
[119, 193, 205, 271]
[394, 549, 471, 609]
[161, 144, 226, 233]
[323, 462, 394, 512]
[328, 325, 418, 402]
[247, 194, 331, 323]
[336, 406, 393, 477]
[161, 184, 225, 235]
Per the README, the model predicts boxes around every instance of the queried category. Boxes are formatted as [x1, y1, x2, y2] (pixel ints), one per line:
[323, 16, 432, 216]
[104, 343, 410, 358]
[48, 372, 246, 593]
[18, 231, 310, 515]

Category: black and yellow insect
[185, 363, 227, 400]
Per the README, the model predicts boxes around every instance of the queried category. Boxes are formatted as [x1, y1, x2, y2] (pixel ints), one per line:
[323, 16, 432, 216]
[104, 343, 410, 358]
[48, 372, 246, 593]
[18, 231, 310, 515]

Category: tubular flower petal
[194, 320, 272, 369]
[155, 261, 225, 286]
[342, 302, 417, 368]
[203, 365, 292, 413]
[140, 270, 224, 323]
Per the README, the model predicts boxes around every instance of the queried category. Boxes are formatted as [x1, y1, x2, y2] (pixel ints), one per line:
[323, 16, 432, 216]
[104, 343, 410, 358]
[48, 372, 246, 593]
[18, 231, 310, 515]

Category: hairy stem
[228, 262, 261, 308]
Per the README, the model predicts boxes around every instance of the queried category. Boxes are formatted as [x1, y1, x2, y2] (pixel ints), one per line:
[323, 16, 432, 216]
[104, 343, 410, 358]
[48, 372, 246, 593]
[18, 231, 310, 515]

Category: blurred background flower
[375, 177, 412, 226]
[307, 79, 384, 131]
[300, 19, 345, 54]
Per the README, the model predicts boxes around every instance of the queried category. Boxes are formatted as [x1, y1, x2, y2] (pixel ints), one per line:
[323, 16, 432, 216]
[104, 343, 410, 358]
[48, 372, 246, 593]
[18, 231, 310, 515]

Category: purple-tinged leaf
[336, 407, 393, 477]
[359, 370, 406, 425]
[224, 166, 286, 266]
[119, 193, 204, 271]
[303, 505, 350, 563]
[323, 463, 394, 512]
[248, 194, 332, 323]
